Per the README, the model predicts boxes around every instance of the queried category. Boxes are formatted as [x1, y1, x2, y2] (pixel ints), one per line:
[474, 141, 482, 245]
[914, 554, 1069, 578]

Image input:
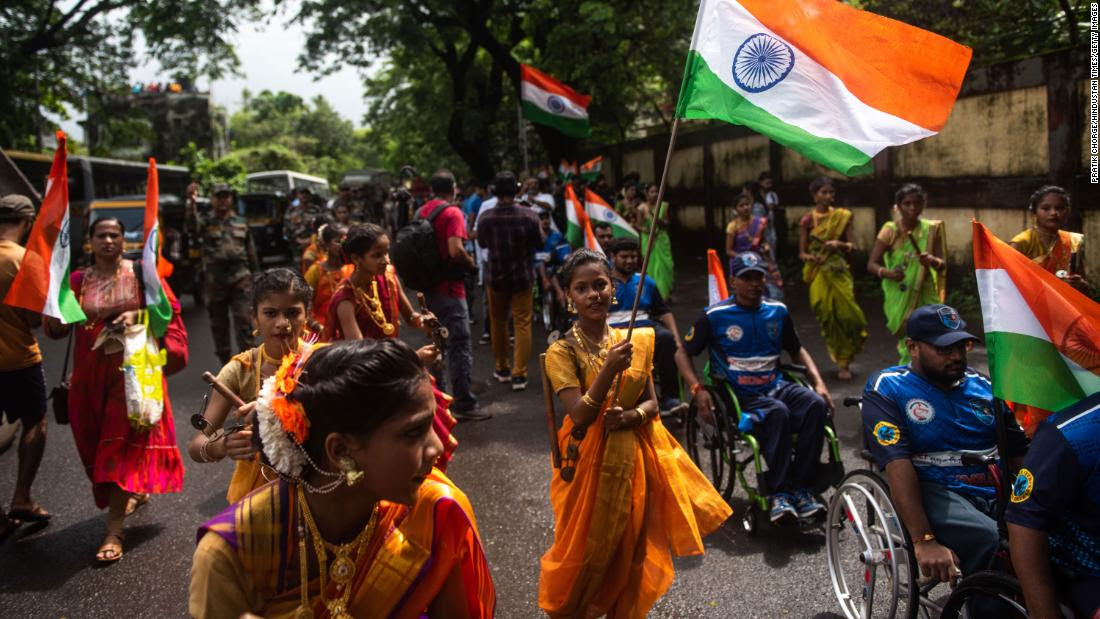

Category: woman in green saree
[867, 183, 947, 364]
[636, 183, 675, 299]
[798, 176, 866, 380]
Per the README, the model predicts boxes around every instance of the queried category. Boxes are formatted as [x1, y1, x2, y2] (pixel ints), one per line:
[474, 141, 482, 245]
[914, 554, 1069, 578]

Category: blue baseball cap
[730, 252, 768, 278]
[906, 304, 979, 347]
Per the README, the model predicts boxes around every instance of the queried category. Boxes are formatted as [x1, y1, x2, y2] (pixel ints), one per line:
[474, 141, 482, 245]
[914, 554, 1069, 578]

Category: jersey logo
[906, 398, 935, 424]
[969, 399, 995, 426]
[874, 421, 900, 446]
[766, 320, 779, 340]
[725, 325, 744, 342]
[938, 306, 962, 330]
[1011, 468, 1034, 503]
[684, 326, 695, 342]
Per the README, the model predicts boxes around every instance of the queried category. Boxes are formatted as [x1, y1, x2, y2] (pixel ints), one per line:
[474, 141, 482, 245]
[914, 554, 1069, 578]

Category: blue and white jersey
[682, 297, 801, 395]
[862, 366, 1028, 499]
[1006, 392, 1100, 577]
[608, 273, 668, 328]
[534, 229, 571, 271]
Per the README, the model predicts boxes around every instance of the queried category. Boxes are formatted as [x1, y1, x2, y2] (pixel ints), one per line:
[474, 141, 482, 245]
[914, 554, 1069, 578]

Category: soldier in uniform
[188, 183, 259, 363]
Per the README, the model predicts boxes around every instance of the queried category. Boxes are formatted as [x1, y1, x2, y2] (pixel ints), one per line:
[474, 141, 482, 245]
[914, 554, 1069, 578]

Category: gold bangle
[581, 393, 600, 409]
[635, 407, 647, 423]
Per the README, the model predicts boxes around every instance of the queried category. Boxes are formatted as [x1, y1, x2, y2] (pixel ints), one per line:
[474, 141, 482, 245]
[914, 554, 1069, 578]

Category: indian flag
[520, 64, 591, 139]
[675, 0, 972, 176]
[974, 221, 1100, 413]
[584, 188, 637, 239]
[3, 132, 85, 323]
[580, 155, 602, 181]
[564, 184, 604, 256]
[707, 249, 729, 305]
[142, 159, 172, 337]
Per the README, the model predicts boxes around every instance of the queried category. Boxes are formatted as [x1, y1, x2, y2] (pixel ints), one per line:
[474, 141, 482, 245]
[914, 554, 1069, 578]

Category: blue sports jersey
[681, 298, 800, 395]
[534, 230, 571, 270]
[862, 366, 1028, 499]
[608, 273, 667, 328]
[1006, 393, 1100, 577]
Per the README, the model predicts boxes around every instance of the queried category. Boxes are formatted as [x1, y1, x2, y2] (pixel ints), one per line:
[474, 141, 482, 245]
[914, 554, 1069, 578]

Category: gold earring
[252, 328, 259, 337]
[567, 299, 576, 313]
[611, 294, 618, 304]
[338, 456, 363, 486]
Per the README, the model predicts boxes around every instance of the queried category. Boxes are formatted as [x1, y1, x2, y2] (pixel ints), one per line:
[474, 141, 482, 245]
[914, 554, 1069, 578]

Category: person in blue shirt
[535, 209, 571, 316]
[1006, 392, 1100, 618]
[678, 252, 834, 524]
[862, 304, 1029, 584]
[606, 236, 688, 416]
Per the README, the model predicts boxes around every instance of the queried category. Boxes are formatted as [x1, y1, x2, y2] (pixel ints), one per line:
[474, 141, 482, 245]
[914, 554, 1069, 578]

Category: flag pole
[517, 101, 529, 175]
[608, 116, 682, 406]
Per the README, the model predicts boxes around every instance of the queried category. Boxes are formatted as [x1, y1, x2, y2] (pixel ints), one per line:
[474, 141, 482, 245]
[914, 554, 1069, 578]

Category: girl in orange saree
[539, 249, 731, 618]
[303, 223, 352, 334]
[189, 339, 495, 619]
[187, 268, 312, 504]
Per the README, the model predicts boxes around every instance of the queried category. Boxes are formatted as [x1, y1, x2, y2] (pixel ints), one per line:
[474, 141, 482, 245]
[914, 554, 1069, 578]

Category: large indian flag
[675, 0, 972, 176]
[142, 159, 173, 337]
[584, 189, 637, 240]
[973, 221, 1100, 413]
[4, 132, 86, 323]
[520, 64, 592, 139]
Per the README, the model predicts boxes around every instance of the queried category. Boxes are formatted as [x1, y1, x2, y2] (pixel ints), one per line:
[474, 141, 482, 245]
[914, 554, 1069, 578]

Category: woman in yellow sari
[867, 183, 946, 364]
[187, 268, 312, 504]
[189, 339, 495, 619]
[1010, 185, 1087, 290]
[799, 176, 866, 380]
[540, 249, 731, 618]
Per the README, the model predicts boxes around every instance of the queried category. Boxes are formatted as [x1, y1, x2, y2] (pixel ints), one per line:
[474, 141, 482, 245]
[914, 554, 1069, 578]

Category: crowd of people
[0, 166, 1096, 618]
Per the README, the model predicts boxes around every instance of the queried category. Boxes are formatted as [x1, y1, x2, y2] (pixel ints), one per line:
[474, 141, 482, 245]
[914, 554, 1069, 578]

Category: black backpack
[391, 202, 464, 292]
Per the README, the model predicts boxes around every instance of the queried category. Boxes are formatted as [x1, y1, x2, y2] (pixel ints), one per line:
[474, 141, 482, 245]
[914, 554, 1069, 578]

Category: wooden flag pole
[608, 117, 682, 405]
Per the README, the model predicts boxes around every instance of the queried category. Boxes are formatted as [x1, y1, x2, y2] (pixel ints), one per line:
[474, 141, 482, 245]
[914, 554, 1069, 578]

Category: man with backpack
[406, 170, 486, 420]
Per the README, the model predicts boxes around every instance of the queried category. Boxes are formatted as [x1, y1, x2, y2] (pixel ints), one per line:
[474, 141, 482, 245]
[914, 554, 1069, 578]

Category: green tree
[0, 0, 260, 148]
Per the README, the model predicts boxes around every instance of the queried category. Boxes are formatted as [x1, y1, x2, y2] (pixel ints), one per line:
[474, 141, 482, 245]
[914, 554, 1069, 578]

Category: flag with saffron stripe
[564, 185, 605, 256]
[584, 188, 637, 240]
[707, 249, 729, 306]
[521, 64, 592, 139]
[973, 221, 1100, 414]
[675, 0, 971, 176]
[3, 132, 86, 323]
[142, 159, 172, 337]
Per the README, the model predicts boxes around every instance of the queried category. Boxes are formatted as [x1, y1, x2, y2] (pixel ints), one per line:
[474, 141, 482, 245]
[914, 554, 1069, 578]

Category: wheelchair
[825, 396, 1031, 619]
[682, 361, 845, 534]
[533, 260, 568, 335]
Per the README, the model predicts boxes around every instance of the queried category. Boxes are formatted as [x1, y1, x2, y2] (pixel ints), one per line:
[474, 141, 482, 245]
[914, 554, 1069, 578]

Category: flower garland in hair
[257, 336, 322, 479]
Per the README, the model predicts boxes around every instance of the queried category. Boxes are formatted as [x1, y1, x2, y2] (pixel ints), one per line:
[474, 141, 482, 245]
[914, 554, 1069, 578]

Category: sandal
[125, 493, 149, 517]
[0, 516, 20, 544]
[7, 503, 51, 522]
[95, 533, 124, 565]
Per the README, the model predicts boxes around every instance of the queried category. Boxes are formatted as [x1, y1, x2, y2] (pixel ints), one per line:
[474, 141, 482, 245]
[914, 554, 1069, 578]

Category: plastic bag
[121, 311, 167, 430]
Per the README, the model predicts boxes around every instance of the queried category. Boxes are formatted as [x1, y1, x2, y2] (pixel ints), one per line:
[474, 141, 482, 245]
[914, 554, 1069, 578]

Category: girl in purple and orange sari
[328, 223, 458, 468]
[189, 339, 495, 619]
[46, 217, 185, 564]
[725, 190, 783, 300]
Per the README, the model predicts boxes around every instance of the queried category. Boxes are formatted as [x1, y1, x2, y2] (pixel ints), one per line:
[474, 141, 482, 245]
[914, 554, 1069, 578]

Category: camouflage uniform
[189, 198, 259, 363]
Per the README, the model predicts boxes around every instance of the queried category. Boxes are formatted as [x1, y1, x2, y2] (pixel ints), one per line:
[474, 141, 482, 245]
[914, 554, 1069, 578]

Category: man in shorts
[0, 194, 51, 540]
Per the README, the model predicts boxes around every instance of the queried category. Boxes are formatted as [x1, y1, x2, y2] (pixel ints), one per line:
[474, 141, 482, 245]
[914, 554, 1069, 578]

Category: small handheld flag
[142, 159, 172, 337]
[707, 249, 729, 305]
[4, 132, 86, 323]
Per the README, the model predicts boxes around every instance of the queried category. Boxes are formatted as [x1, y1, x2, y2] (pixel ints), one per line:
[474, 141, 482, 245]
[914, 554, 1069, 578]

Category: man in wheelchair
[606, 236, 689, 416]
[861, 304, 1028, 585]
[534, 208, 570, 314]
[678, 251, 834, 525]
[1005, 390, 1100, 618]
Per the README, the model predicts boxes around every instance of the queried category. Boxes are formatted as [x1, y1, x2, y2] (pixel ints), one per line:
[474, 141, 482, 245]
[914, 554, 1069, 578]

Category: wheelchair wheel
[685, 387, 731, 498]
[939, 571, 1028, 618]
[826, 470, 921, 619]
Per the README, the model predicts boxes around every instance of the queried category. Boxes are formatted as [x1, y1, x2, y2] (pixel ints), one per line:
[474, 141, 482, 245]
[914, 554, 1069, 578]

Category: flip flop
[124, 493, 149, 517]
[7, 503, 51, 522]
[0, 517, 20, 544]
[95, 534, 124, 565]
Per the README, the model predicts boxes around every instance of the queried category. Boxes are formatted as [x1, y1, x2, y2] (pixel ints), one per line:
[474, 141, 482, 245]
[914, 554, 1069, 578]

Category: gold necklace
[571, 322, 614, 376]
[352, 279, 395, 336]
[298, 485, 380, 619]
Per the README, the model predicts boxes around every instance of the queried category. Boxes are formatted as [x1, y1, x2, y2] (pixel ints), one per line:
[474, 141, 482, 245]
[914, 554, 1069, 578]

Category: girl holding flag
[798, 176, 866, 380]
[46, 216, 185, 564]
[867, 183, 947, 364]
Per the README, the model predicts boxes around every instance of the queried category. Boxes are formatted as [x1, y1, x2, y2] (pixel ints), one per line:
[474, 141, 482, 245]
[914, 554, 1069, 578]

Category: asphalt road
[0, 254, 989, 618]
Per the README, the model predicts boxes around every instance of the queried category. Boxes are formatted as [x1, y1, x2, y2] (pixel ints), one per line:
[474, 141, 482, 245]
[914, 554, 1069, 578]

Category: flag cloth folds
[675, 0, 971, 176]
[520, 64, 592, 139]
[4, 132, 86, 323]
[973, 221, 1100, 413]
[707, 249, 729, 306]
[580, 155, 603, 181]
[142, 159, 172, 337]
[584, 188, 638, 240]
[564, 185, 605, 256]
